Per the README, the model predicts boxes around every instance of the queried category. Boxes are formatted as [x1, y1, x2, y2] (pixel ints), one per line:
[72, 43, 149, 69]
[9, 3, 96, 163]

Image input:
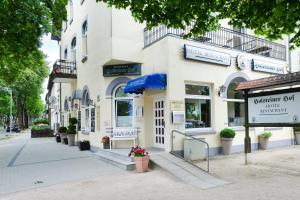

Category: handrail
[171, 130, 210, 173]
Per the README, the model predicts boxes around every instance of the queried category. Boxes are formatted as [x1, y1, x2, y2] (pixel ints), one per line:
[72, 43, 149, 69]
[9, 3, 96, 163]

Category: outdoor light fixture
[218, 85, 226, 97]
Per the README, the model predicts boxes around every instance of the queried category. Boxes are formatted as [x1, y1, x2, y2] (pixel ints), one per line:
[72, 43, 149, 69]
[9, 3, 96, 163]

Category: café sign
[184, 44, 231, 66]
[248, 91, 300, 124]
[252, 59, 285, 74]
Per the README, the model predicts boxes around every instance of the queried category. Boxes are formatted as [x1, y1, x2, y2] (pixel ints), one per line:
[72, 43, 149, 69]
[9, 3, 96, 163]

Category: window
[64, 48, 68, 60]
[227, 77, 246, 127]
[185, 84, 211, 129]
[82, 20, 88, 60]
[114, 85, 133, 127]
[69, 0, 73, 24]
[85, 108, 90, 130]
[71, 37, 76, 63]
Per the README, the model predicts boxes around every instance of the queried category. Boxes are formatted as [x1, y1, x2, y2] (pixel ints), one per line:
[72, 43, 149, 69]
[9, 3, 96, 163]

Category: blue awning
[124, 73, 167, 94]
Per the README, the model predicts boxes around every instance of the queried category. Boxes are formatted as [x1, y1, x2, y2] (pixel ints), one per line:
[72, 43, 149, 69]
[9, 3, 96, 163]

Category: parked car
[6, 125, 20, 133]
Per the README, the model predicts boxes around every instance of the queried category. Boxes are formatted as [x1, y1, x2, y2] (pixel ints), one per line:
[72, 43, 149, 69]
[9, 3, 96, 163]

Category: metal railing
[144, 24, 286, 61]
[170, 130, 210, 173]
[52, 59, 77, 75]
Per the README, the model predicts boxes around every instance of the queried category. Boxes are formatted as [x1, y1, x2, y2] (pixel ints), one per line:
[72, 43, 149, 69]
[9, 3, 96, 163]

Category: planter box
[63, 137, 68, 145]
[67, 134, 75, 146]
[79, 141, 90, 151]
[31, 129, 54, 138]
[295, 132, 300, 145]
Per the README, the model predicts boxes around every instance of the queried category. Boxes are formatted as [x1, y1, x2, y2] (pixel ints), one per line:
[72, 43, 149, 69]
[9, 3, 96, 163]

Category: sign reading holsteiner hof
[248, 91, 300, 124]
[184, 44, 231, 66]
[252, 59, 285, 74]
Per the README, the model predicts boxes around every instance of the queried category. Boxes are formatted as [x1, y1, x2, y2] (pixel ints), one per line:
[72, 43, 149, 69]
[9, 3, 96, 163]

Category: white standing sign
[248, 91, 300, 124]
[184, 44, 231, 66]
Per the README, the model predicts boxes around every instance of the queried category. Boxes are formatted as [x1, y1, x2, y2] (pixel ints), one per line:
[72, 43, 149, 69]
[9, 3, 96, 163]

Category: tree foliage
[98, 0, 300, 48]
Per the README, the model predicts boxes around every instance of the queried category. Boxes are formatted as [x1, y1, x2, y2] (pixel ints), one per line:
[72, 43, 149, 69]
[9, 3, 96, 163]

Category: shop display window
[185, 84, 211, 129]
[114, 85, 133, 127]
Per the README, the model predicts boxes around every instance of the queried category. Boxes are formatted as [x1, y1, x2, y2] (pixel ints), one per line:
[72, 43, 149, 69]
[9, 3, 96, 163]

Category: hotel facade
[46, 0, 299, 155]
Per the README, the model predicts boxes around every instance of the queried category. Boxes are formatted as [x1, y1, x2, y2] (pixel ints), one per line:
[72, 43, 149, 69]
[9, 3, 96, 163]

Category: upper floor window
[69, 0, 74, 24]
[227, 77, 246, 127]
[185, 84, 212, 130]
[82, 20, 88, 60]
[71, 37, 76, 63]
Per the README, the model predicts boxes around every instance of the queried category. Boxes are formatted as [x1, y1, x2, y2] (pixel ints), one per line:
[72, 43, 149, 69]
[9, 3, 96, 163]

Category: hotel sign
[252, 59, 285, 74]
[184, 44, 231, 66]
[103, 63, 141, 77]
[248, 91, 300, 124]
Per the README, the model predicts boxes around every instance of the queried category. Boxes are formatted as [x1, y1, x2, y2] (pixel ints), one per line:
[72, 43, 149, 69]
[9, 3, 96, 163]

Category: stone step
[93, 149, 135, 171]
[150, 153, 228, 189]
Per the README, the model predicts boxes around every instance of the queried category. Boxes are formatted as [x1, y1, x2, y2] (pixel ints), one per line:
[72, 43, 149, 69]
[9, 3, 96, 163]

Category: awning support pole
[244, 90, 251, 165]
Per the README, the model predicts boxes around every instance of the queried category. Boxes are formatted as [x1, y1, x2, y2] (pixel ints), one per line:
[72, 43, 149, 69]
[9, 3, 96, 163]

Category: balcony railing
[47, 60, 77, 90]
[144, 25, 286, 61]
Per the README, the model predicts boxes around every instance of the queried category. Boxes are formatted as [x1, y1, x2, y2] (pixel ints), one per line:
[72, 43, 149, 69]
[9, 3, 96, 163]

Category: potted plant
[220, 128, 236, 155]
[101, 136, 110, 149]
[258, 131, 272, 150]
[294, 127, 300, 145]
[128, 145, 149, 172]
[58, 127, 67, 144]
[79, 140, 90, 151]
[55, 134, 61, 143]
[67, 117, 78, 146]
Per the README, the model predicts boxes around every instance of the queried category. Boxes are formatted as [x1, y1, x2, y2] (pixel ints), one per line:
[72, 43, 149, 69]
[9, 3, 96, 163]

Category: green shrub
[69, 117, 78, 125]
[220, 128, 236, 138]
[58, 127, 67, 133]
[259, 131, 272, 139]
[67, 124, 76, 135]
[33, 118, 49, 125]
[32, 124, 50, 131]
[294, 127, 300, 132]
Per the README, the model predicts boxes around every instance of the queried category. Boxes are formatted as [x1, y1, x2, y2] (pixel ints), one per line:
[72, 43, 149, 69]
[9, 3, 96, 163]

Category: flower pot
[103, 143, 110, 149]
[63, 137, 68, 145]
[55, 134, 61, 143]
[258, 136, 269, 150]
[221, 138, 233, 155]
[295, 132, 300, 145]
[67, 134, 75, 146]
[134, 155, 150, 172]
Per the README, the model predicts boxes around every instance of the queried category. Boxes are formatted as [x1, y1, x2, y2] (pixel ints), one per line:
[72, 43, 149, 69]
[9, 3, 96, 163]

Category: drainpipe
[287, 35, 292, 73]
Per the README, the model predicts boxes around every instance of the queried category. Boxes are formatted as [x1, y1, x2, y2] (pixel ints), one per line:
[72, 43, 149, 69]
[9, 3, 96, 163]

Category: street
[1, 133, 300, 199]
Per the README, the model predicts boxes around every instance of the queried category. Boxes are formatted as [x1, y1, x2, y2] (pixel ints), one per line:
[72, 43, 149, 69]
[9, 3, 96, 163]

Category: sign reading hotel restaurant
[184, 44, 231, 66]
[252, 59, 285, 74]
[248, 91, 300, 124]
[103, 63, 141, 77]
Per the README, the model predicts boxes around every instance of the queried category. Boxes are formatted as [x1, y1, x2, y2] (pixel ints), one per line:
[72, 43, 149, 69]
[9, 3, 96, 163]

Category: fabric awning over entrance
[124, 73, 167, 94]
[72, 89, 83, 100]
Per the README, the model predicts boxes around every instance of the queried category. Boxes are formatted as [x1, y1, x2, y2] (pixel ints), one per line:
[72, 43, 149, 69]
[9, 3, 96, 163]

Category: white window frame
[185, 84, 213, 132]
[71, 37, 76, 63]
[85, 107, 90, 130]
[113, 84, 135, 128]
[69, 0, 73, 25]
[81, 20, 88, 59]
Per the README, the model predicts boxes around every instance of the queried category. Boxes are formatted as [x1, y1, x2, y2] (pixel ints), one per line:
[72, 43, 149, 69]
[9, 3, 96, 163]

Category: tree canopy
[98, 0, 300, 48]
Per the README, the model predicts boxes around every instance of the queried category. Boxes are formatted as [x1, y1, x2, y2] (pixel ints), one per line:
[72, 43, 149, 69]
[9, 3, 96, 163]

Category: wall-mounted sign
[103, 63, 141, 77]
[170, 100, 184, 111]
[184, 44, 231, 66]
[49, 96, 57, 105]
[252, 59, 285, 74]
[237, 54, 247, 70]
[248, 90, 300, 124]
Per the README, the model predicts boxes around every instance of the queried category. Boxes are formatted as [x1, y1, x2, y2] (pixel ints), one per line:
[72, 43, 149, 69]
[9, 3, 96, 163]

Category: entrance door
[153, 98, 165, 148]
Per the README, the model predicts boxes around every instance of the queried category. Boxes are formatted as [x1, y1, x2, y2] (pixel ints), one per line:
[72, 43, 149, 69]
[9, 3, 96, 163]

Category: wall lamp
[218, 85, 226, 97]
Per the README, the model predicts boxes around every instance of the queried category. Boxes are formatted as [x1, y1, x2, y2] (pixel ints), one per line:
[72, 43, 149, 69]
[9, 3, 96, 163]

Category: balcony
[144, 25, 286, 61]
[47, 60, 77, 90]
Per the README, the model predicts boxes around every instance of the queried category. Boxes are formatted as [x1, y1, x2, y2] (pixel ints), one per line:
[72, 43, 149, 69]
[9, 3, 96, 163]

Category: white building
[46, 0, 297, 155]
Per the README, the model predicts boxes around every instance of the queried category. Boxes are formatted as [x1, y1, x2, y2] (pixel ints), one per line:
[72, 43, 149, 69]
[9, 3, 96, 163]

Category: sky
[40, 34, 59, 102]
